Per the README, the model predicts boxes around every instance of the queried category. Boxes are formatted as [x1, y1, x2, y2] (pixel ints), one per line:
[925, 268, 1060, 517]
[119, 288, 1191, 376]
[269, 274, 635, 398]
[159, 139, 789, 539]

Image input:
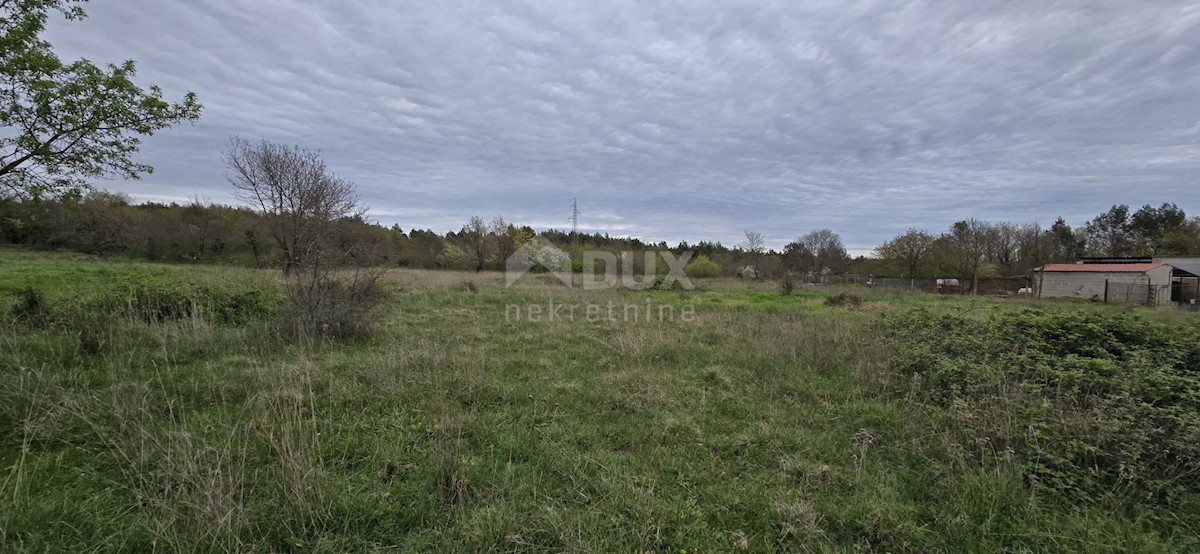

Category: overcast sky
[46, 0, 1200, 253]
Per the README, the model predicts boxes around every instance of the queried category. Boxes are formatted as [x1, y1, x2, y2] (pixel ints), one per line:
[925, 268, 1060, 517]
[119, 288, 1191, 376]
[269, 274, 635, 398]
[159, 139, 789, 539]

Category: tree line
[875, 204, 1200, 291]
[0, 190, 837, 278]
[5, 191, 1199, 288]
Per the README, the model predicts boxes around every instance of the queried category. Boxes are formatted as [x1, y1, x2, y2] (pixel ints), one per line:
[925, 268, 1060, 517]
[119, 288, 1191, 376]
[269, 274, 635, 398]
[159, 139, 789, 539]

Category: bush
[780, 272, 797, 295]
[684, 255, 720, 279]
[216, 289, 275, 324]
[885, 307, 1200, 503]
[82, 283, 277, 325]
[11, 287, 53, 328]
[824, 292, 861, 307]
[282, 278, 381, 340]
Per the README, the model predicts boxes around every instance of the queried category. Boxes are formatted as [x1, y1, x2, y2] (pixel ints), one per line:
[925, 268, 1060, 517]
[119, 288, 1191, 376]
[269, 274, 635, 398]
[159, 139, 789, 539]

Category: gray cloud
[46, 0, 1200, 253]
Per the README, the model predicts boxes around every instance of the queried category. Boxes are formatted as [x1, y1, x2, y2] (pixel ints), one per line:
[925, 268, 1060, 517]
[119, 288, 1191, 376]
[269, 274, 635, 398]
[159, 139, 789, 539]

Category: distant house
[1032, 262, 1196, 306]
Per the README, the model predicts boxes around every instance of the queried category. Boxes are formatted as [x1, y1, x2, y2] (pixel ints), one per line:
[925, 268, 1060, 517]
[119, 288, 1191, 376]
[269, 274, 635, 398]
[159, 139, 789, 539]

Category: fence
[1100, 282, 1173, 307]
[869, 277, 937, 292]
[868, 277, 1028, 295]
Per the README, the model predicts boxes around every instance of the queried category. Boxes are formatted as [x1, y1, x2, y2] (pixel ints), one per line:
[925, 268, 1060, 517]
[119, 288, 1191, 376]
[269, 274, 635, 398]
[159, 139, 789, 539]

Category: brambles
[886, 307, 1200, 503]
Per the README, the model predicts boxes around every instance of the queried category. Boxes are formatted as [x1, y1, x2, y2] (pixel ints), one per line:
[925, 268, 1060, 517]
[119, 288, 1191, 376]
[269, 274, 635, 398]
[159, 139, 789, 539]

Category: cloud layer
[46, 0, 1200, 252]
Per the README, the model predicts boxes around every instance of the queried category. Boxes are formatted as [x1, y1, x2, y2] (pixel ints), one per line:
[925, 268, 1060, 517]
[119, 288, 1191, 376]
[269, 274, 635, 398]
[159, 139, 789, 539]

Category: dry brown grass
[381, 268, 506, 291]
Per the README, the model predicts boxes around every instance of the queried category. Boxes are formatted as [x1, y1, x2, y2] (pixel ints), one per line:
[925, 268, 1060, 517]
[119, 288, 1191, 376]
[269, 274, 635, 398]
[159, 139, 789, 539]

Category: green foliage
[874, 228, 935, 278]
[70, 282, 276, 326]
[886, 307, 1200, 503]
[1, 0, 202, 196]
[684, 254, 719, 279]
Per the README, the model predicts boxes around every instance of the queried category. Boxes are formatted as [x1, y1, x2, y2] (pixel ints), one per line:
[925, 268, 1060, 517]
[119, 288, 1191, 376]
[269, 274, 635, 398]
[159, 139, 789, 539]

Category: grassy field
[1, 249, 1198, 552]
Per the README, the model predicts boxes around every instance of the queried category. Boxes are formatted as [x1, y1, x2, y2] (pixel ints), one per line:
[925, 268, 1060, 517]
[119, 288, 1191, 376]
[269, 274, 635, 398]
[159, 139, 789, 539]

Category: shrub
[824, 292, 861, 307]
[282, 278, 381, 340]
[780, 272, 797, 295]
[11, 287, 53, 328]
[216, 289, 275, 324]
[885, 307, 1200, 503]
[81, 283, 277, 325]
[685, 255, 720, 279]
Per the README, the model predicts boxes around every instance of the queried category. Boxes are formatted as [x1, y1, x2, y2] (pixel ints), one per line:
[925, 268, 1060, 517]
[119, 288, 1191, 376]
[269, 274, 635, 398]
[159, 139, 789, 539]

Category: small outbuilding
[1033, 263, 1174, 306]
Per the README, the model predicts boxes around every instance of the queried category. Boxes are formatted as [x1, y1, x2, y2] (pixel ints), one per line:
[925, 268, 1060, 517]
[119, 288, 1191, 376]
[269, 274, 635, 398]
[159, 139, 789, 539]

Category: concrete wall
[1037, 265, 1174, 305]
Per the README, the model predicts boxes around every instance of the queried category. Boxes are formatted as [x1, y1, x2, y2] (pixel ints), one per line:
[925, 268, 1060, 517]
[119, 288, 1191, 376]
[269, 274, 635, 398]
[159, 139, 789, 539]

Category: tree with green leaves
[1130, 203, 1187, 256]
[1, 0, 201, 197]
[1048, 217, 1083, 261]
[1084, 204, 1133, 257]
[875, 228, 934, 288]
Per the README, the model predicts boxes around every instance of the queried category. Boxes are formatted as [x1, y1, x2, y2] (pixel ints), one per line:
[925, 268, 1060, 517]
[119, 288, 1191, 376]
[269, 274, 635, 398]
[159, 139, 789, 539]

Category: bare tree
[946, 219, 994, 295]
[989, 222, 1020, 276]
[1016, 222, 1055, 276]
[742, 230, 765, 277]
[489, 215, 517, 269]
[462, 215, 488, 272]
[224, 137, 384, 338]
[798, 229, 848, 281]
[224, 137, 361, 275]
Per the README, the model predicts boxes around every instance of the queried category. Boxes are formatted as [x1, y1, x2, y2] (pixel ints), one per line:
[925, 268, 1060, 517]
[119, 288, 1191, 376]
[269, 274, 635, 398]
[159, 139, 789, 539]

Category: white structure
[1034, 263, 1174, 306]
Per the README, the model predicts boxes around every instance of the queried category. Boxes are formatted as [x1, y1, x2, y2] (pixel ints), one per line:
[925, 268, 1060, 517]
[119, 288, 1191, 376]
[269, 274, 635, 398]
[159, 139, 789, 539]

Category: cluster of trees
[874, 204, 1200, 291]
[1081, 203, 1200, 258]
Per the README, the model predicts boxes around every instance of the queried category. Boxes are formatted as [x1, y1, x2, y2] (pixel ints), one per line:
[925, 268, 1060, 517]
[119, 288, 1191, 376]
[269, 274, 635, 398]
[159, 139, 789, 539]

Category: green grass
[1, 250, 1197, 552]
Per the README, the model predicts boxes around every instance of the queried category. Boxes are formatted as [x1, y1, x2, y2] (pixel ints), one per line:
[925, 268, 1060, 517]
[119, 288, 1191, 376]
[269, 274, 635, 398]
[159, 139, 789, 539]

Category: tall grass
[1, 251, 1197, 551]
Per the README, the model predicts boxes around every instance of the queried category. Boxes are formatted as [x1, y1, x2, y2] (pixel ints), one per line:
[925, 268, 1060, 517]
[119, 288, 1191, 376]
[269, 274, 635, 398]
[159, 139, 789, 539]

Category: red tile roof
[1035, 263, 1165, 273]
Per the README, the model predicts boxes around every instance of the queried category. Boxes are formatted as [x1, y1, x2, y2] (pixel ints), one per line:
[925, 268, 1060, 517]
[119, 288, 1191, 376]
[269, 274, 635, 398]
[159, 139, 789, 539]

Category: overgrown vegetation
[2, 250, 1199, 552]
[886, 307, 1200, 507]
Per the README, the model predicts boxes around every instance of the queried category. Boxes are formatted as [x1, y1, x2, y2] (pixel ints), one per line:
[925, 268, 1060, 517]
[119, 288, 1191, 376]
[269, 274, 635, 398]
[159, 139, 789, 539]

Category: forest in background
[3, 190, 1200, 285]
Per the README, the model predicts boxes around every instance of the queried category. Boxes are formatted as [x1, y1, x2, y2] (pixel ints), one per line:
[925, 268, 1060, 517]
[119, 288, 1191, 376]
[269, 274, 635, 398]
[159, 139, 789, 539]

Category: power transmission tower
[569, 198, 580, 251]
